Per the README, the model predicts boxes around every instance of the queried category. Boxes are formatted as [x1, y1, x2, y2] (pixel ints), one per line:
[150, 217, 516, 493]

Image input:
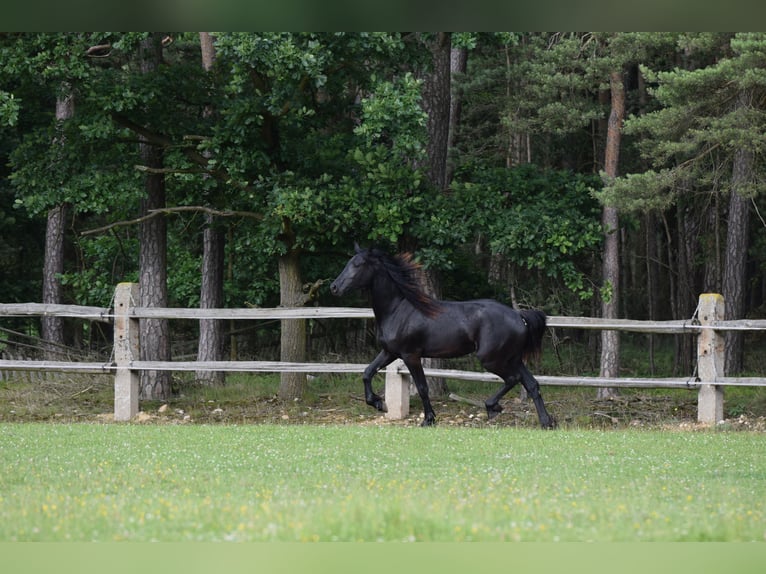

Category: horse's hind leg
[484, 378, 519, 420]
[519, 363, 556, 429]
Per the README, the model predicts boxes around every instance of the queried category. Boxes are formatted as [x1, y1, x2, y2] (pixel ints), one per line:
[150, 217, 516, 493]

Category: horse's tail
[519, 309, 546, 361]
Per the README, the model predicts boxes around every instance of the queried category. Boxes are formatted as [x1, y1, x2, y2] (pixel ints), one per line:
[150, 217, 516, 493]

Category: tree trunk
[723, 111, 753, 375]
[277, 244, 307, 400]
[676, 199, 696, 373]
[644, 212, 657, 375]
[197, 215, 226, 385]
[446, 43, 467, 185]
[196, 32, 226, 386]
[638, 67, 655, 371]
[41, 204, 67, 359]
[422, 32, 451, 193]
[138, 33, 171, 400]
[597, 70, 625, 400]
[41, 88, 75, 359]
[419, 32, 452, 397]
[199, 31, 215, 70]
[505, 41, 531, 167]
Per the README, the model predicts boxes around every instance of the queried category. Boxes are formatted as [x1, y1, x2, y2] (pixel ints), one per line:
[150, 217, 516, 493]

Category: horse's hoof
[367, 396, 387, 412]
[486, 403, 503, 420]
[420, 416, 436, 427]
[542, 417, 557, 429]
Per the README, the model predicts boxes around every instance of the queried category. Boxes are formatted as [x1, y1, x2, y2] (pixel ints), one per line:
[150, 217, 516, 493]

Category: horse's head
[330, 244, 377, 296]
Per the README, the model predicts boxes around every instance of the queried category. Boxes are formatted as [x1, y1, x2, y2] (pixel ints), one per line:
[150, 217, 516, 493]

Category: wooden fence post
[697, 293, 725, 424]
[114, 283, 139, 421]
[385, 359, 409, 420]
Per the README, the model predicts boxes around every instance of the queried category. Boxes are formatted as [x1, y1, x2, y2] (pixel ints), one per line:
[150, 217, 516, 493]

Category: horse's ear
[354, 242, 362, 253]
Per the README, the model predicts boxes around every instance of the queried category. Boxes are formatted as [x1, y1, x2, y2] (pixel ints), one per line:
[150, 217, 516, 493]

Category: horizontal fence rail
[0, 303, 112, 322]
[4, 361, 761, 388]
[4, 302, 766, 331]
[2, 289, 765, 423]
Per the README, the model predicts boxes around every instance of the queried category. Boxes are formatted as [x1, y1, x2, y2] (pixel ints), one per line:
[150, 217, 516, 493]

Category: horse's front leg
[401, 355, 436, 426]
[362, 350, 396, 412]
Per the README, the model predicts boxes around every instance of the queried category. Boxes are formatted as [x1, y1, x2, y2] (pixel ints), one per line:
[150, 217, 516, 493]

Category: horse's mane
[372, 249, 443, 318]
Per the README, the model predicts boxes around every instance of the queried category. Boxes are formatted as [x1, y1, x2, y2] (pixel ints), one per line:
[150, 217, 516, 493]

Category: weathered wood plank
[697, 293, 725, 423]
[716, 377, 766, 386]
[4, 301, 763, 333]
[708, 318, 766, 331]
[0, 360, 114, 373]
[385, 359, 409, 419]
[128, 306, 376, 320]
[127, 360, 370, 373]
[420, 367, 696, 388]
[129, 308, 764, 334]
[546, 316, 695, 334]
[0, 303, 111, 322]
[1, 360, 763, 388]
[114, 282, 140, 421]
[128, 308, 701, 333]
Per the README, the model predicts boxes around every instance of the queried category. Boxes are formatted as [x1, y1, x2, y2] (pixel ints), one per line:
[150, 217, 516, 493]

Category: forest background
[1, 32, 765, 402]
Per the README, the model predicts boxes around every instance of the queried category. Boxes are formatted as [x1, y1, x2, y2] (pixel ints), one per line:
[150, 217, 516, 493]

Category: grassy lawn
[1, 423, 764, 542]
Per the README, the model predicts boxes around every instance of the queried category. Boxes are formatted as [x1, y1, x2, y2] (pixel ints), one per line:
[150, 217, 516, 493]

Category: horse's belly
[424, 346, 475, 359]
[422, 332, 475, 359]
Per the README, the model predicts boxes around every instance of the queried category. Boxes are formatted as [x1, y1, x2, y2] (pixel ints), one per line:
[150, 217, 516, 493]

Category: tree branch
[81, 206, 263, 236]
[85, 43, 112, 58]
[111, 112, 254, 193]
[111, 112, 214, 171]
[301, 278, 327, 303]
[134, 165, 207, 175]
[110, 112, 173, 148]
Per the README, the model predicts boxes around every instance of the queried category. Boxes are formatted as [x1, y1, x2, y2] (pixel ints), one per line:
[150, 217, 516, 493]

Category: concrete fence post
[114, 283, 140, 421]
[696, 293, 725, 424]
[385, 359, 409, 420]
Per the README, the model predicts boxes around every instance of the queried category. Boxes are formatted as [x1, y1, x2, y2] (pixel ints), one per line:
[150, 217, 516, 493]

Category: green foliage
[209, 32, 427, 257]
[2, 32, 764, 337]
[596, 169, 679, 211]
[442, 165, 603, 305]
[0, 91, 20, 127]
[58, 231, 138, 306]
[2, 33, 427, 308]
[10, 121, 141, 218]
[3, 32, 606, 314]
[602, 32, 766, 212]
[348, 73, 427, 245]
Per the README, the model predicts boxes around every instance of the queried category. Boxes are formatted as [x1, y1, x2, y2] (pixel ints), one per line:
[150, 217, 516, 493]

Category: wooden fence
[2, 284, 765, 424]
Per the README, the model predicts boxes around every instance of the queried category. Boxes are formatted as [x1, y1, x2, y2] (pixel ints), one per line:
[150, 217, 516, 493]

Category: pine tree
[600, 33, 766, 374]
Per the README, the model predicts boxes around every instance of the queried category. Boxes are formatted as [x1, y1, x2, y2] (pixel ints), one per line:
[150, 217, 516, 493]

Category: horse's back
[456, 298, 533, 353]
[448, 298, 519, 324]
[439, 298, 526, 340]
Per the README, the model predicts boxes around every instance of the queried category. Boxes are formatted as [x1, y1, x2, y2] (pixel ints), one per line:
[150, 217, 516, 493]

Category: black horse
[330, 245, 555, 428]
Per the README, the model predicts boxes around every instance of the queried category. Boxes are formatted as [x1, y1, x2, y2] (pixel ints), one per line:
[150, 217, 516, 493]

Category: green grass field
[1, 423, 764, 542]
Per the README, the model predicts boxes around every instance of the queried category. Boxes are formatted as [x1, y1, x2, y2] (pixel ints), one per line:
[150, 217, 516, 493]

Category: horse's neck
[370, 274, 407, 320]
